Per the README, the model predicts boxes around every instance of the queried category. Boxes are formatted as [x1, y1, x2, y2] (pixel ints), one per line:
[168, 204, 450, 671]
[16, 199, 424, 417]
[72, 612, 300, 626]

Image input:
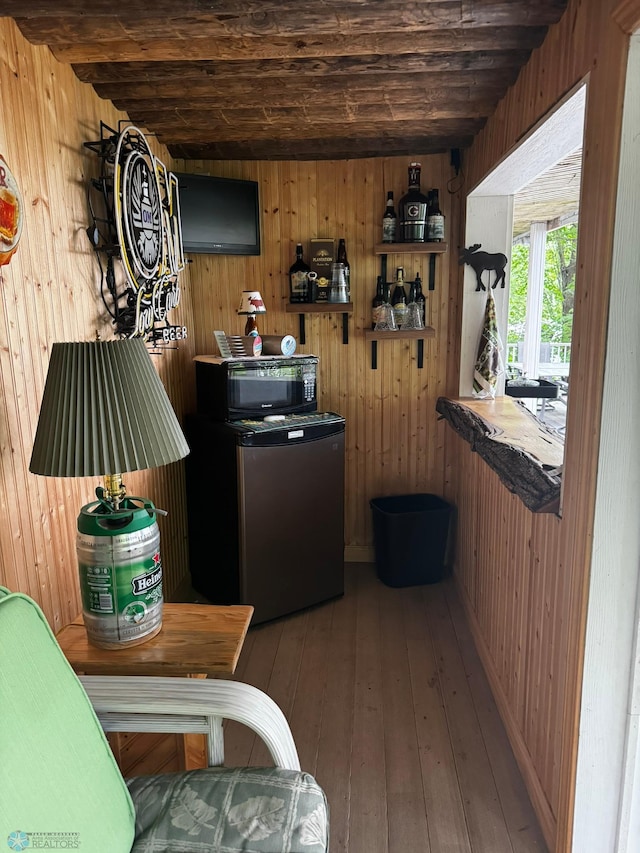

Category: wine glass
[402, 302, 424, 330]
[374, 303, 397, 331]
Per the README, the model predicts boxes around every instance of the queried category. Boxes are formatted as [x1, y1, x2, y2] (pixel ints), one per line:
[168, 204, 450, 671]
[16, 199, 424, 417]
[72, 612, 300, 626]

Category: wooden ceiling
[513, 149, 582, 236]
[9, 1, 568, 161]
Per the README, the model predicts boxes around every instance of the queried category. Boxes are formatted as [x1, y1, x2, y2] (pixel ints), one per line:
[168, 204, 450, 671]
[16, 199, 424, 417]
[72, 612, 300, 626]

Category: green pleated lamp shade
[29, 339, 190, 478]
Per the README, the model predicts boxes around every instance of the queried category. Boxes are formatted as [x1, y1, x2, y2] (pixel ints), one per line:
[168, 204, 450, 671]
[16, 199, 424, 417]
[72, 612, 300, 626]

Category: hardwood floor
[223, 563, 548, 853]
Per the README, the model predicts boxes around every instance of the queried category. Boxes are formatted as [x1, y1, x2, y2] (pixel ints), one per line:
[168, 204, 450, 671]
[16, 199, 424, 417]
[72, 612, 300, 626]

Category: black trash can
[370, 493, 452, 588]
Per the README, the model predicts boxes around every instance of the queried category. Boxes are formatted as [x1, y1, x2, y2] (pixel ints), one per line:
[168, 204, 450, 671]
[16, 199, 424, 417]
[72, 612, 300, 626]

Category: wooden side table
[56, 603, 253, 773]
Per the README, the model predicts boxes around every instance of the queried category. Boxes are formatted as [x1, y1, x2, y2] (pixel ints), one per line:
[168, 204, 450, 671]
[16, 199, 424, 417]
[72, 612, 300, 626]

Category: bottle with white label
[391, 267, 408, 327]
[427, 190, 445, 242]
[382, 191, 397, 243]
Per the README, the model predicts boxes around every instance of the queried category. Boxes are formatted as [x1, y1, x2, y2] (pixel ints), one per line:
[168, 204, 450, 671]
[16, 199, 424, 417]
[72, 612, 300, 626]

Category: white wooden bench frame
[80, 675, 301, 771]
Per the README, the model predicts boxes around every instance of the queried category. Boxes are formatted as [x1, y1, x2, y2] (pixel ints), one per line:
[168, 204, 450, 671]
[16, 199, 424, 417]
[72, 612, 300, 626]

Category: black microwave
[194, 355, 318, 420]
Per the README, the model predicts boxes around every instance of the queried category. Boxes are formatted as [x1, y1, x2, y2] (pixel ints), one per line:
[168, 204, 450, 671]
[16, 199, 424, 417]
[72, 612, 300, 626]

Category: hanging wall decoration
[459, 243, 508, 291]
[85, 122, 186, 345]
[473, 290, 505, 398]
[0, 154, 24, 267]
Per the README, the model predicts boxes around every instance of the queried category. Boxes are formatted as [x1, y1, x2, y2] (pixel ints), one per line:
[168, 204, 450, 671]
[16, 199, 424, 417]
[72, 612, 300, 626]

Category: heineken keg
[77, 496, 163, 648]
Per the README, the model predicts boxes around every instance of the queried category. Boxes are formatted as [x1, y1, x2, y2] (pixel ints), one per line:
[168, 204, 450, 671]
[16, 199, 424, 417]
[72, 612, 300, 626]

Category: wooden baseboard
[344, 545, 375, 562]
[453, 575, 558, 852]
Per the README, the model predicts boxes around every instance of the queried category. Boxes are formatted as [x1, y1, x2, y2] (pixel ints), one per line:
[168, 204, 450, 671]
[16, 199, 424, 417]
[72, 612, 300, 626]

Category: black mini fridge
[185, 412, 345, 624]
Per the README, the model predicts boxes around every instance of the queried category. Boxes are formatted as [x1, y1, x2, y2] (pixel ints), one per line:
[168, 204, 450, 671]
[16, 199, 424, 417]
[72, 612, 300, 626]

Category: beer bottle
[382, 191, 397, 243]
[391, 267, 408, 327]
[427, 189, 445, 242]
[398, 163, 429, 242]
[372, 275, 385, 329]
[414, 272, 426, 326]
[289, 243, 311, 303]
[337, 238, 350, 300]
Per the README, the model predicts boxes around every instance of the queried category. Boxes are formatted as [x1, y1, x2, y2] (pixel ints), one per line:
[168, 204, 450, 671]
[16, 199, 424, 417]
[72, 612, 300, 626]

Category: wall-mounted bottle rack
[367, 242, 447, 369]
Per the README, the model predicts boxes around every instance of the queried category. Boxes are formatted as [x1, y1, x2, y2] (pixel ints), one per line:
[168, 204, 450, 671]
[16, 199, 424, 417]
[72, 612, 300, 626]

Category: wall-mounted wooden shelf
[374, 242, 448, 254]
[364, 328, 436, 340]
[374, 242, 448, 292]
[286, 302, 353, 344]
[364, 327, 435, 369]
[373, 243, 449, 290]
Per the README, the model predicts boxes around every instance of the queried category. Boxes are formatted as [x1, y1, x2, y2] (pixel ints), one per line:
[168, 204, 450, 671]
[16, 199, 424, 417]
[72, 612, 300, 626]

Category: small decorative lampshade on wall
[237, 290, 266, 336]
[29, 338, 190, 649]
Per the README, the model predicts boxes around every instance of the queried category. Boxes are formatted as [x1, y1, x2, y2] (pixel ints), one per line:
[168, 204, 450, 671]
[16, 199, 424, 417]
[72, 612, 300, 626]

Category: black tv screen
[175, 173, 260, 256]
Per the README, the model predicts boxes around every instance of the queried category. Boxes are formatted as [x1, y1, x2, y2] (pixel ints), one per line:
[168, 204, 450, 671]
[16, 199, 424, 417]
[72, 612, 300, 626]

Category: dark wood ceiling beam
[98, 68, 514, 105]
[169, 133, 476, 161]
[130, 100, 498, 131]
[154, 117, 485, 143]
[72, 48, 532, 85]
[44, 26, 548, 64]
[121, 93, 502, 119]
[13, 2, 565, 44]
[4, 0, 566, 17]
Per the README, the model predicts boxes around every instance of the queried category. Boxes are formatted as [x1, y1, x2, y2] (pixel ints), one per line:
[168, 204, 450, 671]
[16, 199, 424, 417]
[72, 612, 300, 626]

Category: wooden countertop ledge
[436, 396, 563, 514]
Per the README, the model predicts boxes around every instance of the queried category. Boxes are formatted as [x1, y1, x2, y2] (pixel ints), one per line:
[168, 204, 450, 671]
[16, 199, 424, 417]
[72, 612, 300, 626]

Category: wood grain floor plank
[402, 584, 472, 853]
[225, 617, 284, 767]
[444, 580, 548, 852]
[349, 563, 389, 853]
[424, 583, 515, 853]
[379, 584, 431, 853]
[314, 563, 359, 853]
[288, 599, 334, 774]
[250, 609, 309, 766]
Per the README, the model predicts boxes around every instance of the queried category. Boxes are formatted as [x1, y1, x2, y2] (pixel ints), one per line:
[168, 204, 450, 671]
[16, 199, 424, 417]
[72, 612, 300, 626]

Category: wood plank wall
[6, 5, 631, 849]
[0, 15, 458, 631]
[173, 155, 458, 560]
[444, 0, 633, 850]
[0, 18, 197, 631]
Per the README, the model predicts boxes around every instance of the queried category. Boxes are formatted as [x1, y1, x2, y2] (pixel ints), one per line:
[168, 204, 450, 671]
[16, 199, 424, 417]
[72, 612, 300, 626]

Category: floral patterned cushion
[127, 766, 329, 853]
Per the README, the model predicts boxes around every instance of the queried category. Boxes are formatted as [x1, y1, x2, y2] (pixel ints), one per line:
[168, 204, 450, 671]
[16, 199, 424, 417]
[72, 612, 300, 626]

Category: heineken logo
[131, 566, 162, 595]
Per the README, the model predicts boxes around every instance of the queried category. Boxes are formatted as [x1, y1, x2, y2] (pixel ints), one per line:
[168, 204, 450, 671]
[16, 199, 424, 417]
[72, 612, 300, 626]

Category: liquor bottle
[371, 275, 385, 329]
[289, 243, 311, 303]
[337, 238, 350, 300]
[382, 191, 397, 243]
[427, 189, 445, 242]
[414, 272, 426, 326]
[391, 267, 408, 327]
[398, 162, 429, 242]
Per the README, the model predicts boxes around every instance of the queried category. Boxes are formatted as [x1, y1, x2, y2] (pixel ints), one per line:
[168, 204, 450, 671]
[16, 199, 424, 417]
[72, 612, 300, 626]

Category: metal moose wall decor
[85, 122, 186, 344]
[459, 243, 508, 291]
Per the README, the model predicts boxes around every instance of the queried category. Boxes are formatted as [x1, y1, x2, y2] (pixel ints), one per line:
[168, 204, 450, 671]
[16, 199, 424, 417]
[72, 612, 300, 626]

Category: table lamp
[237, 290, 266, 336]
[29, 338, 190, 649]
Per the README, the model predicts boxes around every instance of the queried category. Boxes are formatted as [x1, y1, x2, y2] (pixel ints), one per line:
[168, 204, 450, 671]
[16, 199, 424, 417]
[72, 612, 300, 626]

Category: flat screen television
[175, 173, 261, 256]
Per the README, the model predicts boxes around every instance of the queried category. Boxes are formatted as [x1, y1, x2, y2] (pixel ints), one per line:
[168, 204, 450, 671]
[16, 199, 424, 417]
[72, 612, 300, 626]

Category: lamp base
[77, 495, 163, 648]
[244, 314, 258, 336]
[85, 621, 162, 650]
